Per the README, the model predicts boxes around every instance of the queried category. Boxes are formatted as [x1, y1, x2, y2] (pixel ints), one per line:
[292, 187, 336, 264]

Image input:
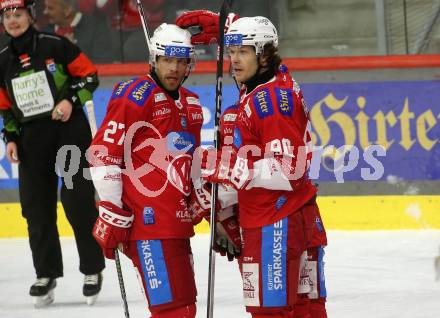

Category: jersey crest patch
[45, 59, 56, 73]
[253, 89, 274, 119]
[233, 128, 242, 148]
[128, 79, 156, 107]
[111, 79, 134, 99]
[143, 207, 155, 225]
[275, 88, 294, 117]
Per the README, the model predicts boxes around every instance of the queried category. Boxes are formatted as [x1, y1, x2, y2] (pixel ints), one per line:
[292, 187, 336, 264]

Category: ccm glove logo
[99, 207, 134, 228]
[195, 187, 211, 210]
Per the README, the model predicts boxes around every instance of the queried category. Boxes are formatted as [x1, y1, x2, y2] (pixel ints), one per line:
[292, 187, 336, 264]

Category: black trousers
[18, 110, 105, 279]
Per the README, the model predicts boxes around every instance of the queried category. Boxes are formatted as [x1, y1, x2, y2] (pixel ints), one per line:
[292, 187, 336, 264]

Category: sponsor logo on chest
[152, 105, 172, 120]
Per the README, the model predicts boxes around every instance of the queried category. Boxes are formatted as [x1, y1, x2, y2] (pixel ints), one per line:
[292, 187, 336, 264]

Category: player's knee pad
[150, 303, 196, 318]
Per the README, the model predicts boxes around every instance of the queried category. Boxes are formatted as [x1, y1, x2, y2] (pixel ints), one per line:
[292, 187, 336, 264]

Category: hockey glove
[201, 147, 253, 190]
[176, 10, 238, 45]
[92, 201, 134, 259]
[188, 182, 213, 225]
[215, 206, 241, 261]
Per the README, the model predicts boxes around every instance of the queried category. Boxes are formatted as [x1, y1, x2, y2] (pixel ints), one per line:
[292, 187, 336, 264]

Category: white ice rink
[1, 231, 440, 318]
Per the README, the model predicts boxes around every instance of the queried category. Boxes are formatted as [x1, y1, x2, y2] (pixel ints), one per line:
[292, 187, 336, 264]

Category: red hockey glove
[92, 201, 134, 259]
[176, 10, 239, 45]
[201, 147, 253, 190]
[215, 206, 241, 261]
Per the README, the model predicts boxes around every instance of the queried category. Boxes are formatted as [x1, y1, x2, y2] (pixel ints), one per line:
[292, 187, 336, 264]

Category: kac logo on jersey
[165, 46, 190, 58]
[143, 207, 155, 225]
[128, 80, 156, 107]
[275, 88, 293, 117]
[45, 58, 56, 73]
[254, 89, 274, 119]
[224, 34, 243, 46]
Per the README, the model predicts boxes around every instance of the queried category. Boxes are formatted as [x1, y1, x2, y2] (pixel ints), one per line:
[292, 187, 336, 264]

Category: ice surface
[1, 231, 439, 318]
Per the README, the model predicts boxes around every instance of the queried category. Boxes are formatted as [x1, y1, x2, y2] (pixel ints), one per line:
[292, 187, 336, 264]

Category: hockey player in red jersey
[88, 23, 203, 318]
[192, 101, 328, 317]
[178, 11, 328, 318]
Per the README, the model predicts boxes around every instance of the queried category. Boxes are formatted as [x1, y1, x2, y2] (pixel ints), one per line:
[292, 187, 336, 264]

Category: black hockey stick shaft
[115, 249, 130, 318]
[207, 1, 234, 317]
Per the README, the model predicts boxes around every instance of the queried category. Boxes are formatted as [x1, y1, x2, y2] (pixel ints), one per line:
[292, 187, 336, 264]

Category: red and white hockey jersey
[89, 75, 203, 240]
[234, 66, 317, 229]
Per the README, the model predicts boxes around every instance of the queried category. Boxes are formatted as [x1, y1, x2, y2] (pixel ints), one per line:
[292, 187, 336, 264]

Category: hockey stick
[85, 101, 97, 137]
[207, 1, 234, 317]
[85, 100, 130, 318]
[135, 0, 152, 55]
[114, 248, 130, 318]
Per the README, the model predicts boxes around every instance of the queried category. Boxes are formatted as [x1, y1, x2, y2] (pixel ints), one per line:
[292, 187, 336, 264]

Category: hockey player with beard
[88, 23, 203, 318]
[178, 11, 328, 318]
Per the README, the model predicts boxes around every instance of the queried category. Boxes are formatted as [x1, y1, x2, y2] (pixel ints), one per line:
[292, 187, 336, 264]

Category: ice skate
[83, 272, 103, 305]
[29, 278, 56, 308]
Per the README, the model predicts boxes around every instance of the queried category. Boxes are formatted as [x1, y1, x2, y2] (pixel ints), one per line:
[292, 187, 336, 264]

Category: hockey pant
[294, 247, 327, 318]
[238, 206, 312, 318]
[18, 110, 104, 278]
[127, 238, 197, 318]
[294, 198, 327, 318]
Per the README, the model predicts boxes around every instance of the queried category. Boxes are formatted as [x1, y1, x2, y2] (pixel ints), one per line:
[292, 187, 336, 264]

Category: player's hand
[176, 10, 238, 45]
[200, 147, 253, 190]
[52, 99, 73, 122]
[5, 141, 19, 163]
[92, 201, 133, 259]
[188, 182, 213, 225]
[215, 207, 241, 261]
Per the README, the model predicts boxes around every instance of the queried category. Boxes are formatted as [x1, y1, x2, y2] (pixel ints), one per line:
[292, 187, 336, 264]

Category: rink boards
[1, 195, 439, 237]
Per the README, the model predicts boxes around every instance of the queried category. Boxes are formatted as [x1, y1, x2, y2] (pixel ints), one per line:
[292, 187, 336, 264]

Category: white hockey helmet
[225, 16, 278, 55]
[149, 23, 196, 74]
